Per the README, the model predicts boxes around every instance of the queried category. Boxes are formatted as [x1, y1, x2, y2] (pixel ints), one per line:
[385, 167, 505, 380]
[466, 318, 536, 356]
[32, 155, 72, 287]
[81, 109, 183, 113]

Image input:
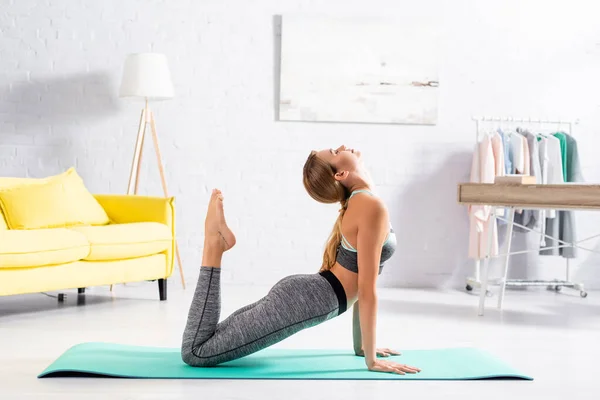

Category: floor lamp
[118, 53, 186, 289]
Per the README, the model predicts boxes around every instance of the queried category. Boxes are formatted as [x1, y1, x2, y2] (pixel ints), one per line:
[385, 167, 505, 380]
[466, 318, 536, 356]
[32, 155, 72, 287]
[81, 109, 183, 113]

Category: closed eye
[330, 149, 338, 155]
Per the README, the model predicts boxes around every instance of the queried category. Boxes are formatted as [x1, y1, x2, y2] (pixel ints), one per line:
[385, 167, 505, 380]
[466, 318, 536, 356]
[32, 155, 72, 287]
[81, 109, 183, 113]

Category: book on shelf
[494, 175, 537, 185]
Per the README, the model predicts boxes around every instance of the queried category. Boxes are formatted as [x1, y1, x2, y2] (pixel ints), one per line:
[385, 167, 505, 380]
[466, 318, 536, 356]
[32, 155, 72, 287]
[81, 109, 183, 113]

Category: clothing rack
[467, 115, 586, 299]
[472, 116, 577, 141]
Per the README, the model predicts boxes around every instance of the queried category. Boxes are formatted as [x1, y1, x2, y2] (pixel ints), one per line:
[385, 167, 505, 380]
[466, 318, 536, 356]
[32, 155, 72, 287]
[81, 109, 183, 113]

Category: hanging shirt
[566, 134, 584, 183]
[545, 135, 564, 185]
[511, 132, 526, 174]
[541, 134, 584, 259]
[553, 132, 568, 182]
[538, 135, 564, 196]
[537, 135, 563, 245]
[514, 130, 542, 231]
[490, 131, 506, 219]
[538, 135, 549, 185]
[522, 134, 531, 176]
[491, 132, 505, 177]
[498, 128, 512, 174]
[468, 134, 499, 259]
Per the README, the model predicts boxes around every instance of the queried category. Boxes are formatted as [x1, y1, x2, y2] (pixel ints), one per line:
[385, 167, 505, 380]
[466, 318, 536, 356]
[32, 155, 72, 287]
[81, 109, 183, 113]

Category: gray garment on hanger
[513, 130, 542, 232]
[540, 134, 583, 258]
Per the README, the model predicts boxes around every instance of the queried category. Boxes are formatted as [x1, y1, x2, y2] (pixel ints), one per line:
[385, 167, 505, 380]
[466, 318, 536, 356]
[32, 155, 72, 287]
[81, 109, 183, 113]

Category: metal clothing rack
[466, 115, 587, 300]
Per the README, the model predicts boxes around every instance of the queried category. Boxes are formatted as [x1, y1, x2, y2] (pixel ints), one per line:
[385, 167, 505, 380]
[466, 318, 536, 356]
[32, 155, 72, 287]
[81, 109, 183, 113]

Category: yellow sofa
[0, 177, 175, 300]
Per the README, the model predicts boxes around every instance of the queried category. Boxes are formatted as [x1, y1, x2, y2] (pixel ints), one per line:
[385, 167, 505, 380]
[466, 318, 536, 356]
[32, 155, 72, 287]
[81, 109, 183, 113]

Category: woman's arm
[352, 198, 421, 375]
[352, 302, 362, 355]
[354, 301, 402, 358]
[356, 199, 388, 367]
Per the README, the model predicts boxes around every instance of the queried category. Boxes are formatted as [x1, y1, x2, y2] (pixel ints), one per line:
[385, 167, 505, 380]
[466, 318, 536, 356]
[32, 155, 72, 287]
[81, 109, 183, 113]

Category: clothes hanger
[515, 117, 523, 134]
[499, 116, 510, 136]
[556, 120, 564, 135]
[484, 116, 494, 138]
[476, 116, 488, 142]
[536, 118, 550, 138]
[506, 117, 517, 135]
[512, 116, 524, 134]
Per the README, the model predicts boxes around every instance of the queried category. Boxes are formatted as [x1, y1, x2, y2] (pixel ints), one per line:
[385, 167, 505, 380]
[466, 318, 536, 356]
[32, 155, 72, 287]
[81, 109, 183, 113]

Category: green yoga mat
[38, 343, 532, 380]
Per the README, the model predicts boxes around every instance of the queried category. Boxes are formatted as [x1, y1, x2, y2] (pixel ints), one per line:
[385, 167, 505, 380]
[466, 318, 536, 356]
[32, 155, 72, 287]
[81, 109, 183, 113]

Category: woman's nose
[337, 145, 346, 151]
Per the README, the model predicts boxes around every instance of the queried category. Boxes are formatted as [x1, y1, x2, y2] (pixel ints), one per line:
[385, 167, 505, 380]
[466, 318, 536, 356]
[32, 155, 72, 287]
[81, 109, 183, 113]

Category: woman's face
[315, 145, 361, 172]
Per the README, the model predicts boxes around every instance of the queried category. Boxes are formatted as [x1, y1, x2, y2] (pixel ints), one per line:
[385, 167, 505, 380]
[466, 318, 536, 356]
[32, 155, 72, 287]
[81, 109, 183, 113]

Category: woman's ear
[334, 170, 349, 182]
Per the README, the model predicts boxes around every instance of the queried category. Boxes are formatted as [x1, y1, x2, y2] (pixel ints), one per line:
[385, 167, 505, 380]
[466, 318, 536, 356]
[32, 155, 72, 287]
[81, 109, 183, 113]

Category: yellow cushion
[0, 170, 72, 190]
[0, 212, 6, 231]
[0, 228, 90, 268]
[0, 177, 39, 189]
[0, 177, 48, 230]
[69, 222, 172, 261]
[0, 168, 110, 230]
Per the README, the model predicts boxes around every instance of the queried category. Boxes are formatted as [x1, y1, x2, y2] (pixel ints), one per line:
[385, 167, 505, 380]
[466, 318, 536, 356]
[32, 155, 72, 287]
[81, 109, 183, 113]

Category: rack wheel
[580, 291, 588, 298]
[555, 286, 562, 292]
[466, 285, 473, 291]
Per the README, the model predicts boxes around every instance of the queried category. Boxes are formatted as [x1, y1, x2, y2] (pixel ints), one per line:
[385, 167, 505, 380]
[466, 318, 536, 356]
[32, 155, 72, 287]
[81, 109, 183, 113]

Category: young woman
[181, 145, 420, 375]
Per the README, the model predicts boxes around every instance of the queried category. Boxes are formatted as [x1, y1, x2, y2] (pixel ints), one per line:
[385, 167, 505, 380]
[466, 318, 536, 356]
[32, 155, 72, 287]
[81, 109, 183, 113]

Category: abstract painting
[279, 15, 439, 125]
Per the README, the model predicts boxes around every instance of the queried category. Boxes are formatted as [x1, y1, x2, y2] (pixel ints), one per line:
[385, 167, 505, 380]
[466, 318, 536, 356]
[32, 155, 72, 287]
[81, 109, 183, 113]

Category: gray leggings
[181, 266, 347, 367]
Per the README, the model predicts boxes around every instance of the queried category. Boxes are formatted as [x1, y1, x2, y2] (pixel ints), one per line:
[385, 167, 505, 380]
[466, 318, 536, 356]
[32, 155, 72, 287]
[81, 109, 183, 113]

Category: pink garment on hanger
[522, 135, 531, 175]
[491, 132, 505, 177]
[468, 134, 499, 259]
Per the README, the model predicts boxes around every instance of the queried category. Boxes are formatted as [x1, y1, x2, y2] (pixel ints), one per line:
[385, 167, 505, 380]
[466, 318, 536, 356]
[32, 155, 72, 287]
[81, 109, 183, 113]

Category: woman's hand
[367, 359, 421, 375]
[355, 347, 401, 357]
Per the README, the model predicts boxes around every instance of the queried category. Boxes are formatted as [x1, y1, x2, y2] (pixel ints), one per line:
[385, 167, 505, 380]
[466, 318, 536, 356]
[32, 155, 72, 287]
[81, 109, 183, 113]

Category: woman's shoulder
[349, 193, 388, 219]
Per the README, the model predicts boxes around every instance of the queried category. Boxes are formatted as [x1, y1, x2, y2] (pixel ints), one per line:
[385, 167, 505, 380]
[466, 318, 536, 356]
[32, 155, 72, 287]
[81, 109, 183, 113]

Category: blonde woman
[181, 145, 420, 376]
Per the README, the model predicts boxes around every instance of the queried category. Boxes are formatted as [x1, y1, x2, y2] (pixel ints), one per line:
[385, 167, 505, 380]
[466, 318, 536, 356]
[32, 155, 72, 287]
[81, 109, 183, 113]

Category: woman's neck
[348, 180, 373, 193]
[349, 185, 371, 193]
[346, 168, 374, 194]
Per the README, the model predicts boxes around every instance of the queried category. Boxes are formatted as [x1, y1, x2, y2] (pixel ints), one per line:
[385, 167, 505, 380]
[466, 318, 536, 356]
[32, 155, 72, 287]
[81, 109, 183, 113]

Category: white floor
[1, 279, 599, 399]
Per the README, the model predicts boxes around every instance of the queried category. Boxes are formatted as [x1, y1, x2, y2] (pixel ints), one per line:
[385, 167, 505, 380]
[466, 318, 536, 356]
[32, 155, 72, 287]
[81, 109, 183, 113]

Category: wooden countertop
[457, 183, 600, 210]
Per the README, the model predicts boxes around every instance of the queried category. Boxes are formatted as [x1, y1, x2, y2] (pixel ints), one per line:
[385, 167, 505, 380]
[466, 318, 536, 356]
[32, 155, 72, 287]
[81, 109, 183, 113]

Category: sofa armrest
[94, 194, 176, 280]
[94, 195, 175, 228]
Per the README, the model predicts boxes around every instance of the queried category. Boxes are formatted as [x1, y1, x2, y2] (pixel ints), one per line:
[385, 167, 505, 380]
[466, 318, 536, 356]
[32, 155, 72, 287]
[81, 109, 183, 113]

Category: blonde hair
[302, 151, 349, 272]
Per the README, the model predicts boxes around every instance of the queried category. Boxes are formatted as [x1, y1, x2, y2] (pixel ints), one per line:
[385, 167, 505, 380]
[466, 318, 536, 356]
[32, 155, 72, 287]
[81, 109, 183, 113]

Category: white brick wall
[1, 0, 600, 290]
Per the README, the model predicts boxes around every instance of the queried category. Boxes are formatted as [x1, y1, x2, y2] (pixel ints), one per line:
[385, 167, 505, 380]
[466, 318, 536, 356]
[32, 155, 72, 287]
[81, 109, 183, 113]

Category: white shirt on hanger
[537, 134, 564, 246]
[539, 136, 549, 185]
[510, 132, 526, 174]
[546, 135, 564, 185]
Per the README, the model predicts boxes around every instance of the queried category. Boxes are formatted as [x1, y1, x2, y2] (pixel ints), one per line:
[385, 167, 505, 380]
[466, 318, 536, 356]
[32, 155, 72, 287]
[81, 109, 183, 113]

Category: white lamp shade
[119, 53, 174, 100]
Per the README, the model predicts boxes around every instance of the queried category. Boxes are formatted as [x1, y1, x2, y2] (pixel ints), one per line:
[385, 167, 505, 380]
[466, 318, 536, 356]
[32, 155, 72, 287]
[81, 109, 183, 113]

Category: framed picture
[279, 15, 439, 125]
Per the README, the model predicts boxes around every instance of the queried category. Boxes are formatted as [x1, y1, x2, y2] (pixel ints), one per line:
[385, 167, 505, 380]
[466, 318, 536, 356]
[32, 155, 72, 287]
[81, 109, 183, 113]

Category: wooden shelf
[457, 183, 600, 210]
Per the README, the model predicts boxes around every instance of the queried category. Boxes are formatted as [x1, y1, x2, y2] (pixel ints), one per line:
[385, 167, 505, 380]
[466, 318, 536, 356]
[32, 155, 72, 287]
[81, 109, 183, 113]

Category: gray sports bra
[335, 190, 397, 275]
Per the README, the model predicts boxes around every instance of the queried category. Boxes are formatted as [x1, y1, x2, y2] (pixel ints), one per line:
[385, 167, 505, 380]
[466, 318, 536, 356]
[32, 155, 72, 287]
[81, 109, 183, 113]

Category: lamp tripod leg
[127, 107, 147, 195]
[134, 130, 146, 195]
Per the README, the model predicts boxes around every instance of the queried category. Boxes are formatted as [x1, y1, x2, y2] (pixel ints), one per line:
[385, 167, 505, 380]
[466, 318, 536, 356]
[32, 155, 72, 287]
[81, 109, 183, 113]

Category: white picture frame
[279, 15, 439, 125]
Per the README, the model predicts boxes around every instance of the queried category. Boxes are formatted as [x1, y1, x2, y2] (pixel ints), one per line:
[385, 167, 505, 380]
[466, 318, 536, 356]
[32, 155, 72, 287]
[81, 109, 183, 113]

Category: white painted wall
[1, 0, 600, 290]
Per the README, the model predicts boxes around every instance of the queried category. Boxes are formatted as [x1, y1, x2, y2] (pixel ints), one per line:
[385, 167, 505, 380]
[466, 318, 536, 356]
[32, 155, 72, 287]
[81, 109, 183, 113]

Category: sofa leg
[158, 279, 167, 301]
[78, 288, 85, 294]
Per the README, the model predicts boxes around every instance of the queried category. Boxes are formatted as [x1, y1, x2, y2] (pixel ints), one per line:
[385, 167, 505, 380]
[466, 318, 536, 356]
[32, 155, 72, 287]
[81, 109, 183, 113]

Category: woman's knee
[181, 345, 219, 367]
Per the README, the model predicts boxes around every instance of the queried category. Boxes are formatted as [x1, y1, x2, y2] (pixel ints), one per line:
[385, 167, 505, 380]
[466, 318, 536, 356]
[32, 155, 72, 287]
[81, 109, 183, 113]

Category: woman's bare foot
[204, 189, 236, 253]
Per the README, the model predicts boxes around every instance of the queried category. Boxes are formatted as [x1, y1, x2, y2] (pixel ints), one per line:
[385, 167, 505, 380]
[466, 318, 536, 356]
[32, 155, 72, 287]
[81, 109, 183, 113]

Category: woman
[181, 145, 420, 375]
